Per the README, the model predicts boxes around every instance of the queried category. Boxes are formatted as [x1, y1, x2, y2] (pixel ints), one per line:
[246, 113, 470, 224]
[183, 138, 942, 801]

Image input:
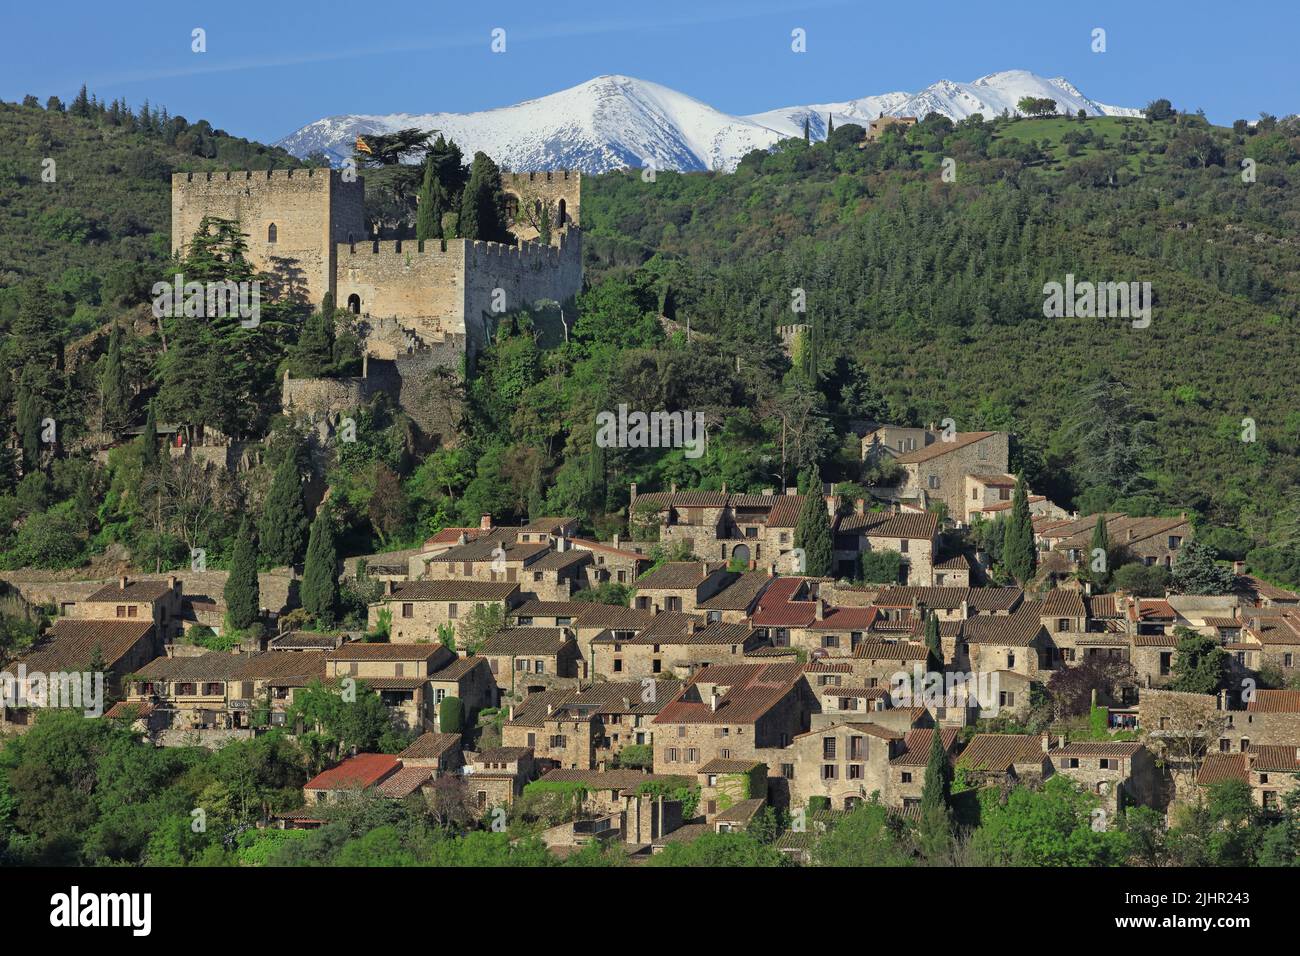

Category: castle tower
[170, 168, 366, 309]
[501, 169, 582, 243]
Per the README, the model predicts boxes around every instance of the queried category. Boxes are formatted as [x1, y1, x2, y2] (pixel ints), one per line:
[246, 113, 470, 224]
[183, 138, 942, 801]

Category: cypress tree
[458, 151, 510, 243]
[794, 471, 833, 576]
[537, 200, 552, 246]
[803, 117, 810, 143]
[100, 325, 130, 435]
[140, 402, 159, 469]
[301, 507, 339, 624]
[260, 450, 308, 567]
[1002, 473, 1037, 585]
[918, 728, 954, 860]
[224, 518, 261, 631]
[827, 113, 834, 136]
[923, 607, 943, 671]
[415, 156, 445, 241]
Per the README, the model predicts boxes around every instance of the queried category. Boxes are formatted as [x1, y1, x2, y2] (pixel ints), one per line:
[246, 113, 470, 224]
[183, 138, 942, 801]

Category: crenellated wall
[502, 169, 582, 241]
[171, 169, 365, 308]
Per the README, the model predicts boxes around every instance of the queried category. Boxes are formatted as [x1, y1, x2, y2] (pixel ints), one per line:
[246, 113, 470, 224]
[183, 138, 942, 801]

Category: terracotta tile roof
[479, 628, 571, 656]
[872, 586, 1022, 612]
[1249, 745, 1300, 772]
[1087, 594, 1122, 618]
[1238, 575, 1300, 604]
[326, 643, 449, 662]
[11, 619, 154, 673]
[507, 688, 578, 726]
[893, 431, 998, 464]
[398, 732, 463, 760]
[558, 679, 684, 716]
[510, 600, 589, 619]
[571, 604, 656, 630]
[568, 538, 651, 561]
[1053, 741, 1143, 758]
[891, 728, 960, 766]
[236, 651, 326, 683]
[1041, 588, 1087, 617]
[426, 535, 546, 565]
[820, 686, 890, 699]
[934, 554, 974, 571]
[305, 753, 401, 791]
[1133, 599, 1176, 622]
[475, 746, 532, 764]
[838, 512, 939, 540]
[423, 527, 485, 547]
[1132, 634, 1178, 647]
[528, 550, 592, 573]
[654, 662, 803, 725]
[537, 768, 686, 790]
[1198, 753, 1248, 787]
[1247, 690, 1300, 713]
[806, 607, 879, 631]
[852, 640, 928, 661]
[960, 605, 1045, 646]
[355, 676, 430, 691]
[766, 497, 805, 528]
[608, 620, 755, 647]
[430, 657, 489, 682]
[270, 631, 343, 649]
[377, 765, 435, 798]
[382, 580, 520, 602]
[697, 572, 774, 611]
[698, 758, 763, 773]
[105, 700, 156, 719]
[519, 516, 578, 533]
[1244, 612, 1300, 645]
[957, 733, 1046, 772]
[713, 798, 766, 824]
[133, 651, 247, 683]
[635, 612, 705, 641]
[85, 579, 175, 603]
[634, 561, 726, 590]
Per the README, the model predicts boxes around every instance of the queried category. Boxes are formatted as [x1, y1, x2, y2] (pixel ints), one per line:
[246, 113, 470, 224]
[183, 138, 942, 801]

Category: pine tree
[827, 113, 834, 136]
[1002, 473, 1037, 585]
[71, 84, 91, 118]
[918, 728, 954, 860]
[140, 402, 159, 469]
[794, 471, 833, 576]
[260, 450, 308, 567]
[1086, 514, 1110, 589]
[224, 518, 260, 631]
[301, 507, 339, 624]
[100, 325, 130, 435]
[803, 117, 810, 143]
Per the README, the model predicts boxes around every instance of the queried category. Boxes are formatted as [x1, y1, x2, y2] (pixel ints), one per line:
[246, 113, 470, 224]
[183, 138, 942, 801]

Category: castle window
[347, 294, 361, 315]
[267, 223, 277, 244]
[557, 198, 567, 226]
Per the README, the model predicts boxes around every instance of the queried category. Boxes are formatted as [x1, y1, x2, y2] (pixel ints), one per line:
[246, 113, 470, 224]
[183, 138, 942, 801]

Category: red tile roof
[1197, 753, 1248, 786]
[304, 754, 400, 791]
[1247, 690, 1300, 713]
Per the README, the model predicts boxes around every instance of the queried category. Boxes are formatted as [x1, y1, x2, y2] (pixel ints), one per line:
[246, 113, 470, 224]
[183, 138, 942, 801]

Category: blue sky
[3, 0, 1296, 144]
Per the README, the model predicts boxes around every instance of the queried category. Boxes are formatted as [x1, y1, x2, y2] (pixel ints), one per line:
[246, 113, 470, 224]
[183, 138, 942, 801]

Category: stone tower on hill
[170, 166, 583, 448]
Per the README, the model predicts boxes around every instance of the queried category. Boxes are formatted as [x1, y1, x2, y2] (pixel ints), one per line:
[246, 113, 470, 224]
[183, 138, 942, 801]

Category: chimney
[622, 696, 631, 711]
[480, 513, 493, 531]
[700, 561, 709, 580]
[687, 619, 697, 635]
[384, 579, 394, 596]
[960, 599, 969, 619]
[768, 563, 776, 577]
[671, 482, 677, 495]
[1127, 528, 1136, 542]
[167, 575, 178, 591]
[1218, 689, 1229, 711]
[613, 533, 621, 550]
[855, 497, 866, 515]
[1041, 732, 1051, 753]
[557, 535, 568, 552]
[816, 599, 825, 621]
[119, 575, 128, 590]
[629, 482, 637, 506]
[1234, 560, 1246, 576]
[546, 703, 554, 716]
[721, 482, 728, 494]
[457, 532, 468, 546]
[710, 689, 720, 712]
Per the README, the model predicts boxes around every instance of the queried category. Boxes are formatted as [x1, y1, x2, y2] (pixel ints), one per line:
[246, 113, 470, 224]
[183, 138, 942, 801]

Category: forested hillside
[0, 94, 1298, 602]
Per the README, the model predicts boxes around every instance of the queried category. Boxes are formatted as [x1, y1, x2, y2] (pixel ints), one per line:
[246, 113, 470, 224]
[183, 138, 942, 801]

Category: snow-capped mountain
[276, 70, 1140, 174]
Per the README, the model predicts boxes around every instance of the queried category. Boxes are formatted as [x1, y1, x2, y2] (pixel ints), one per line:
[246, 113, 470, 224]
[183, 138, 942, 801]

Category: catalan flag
[355, 135, 373, 155]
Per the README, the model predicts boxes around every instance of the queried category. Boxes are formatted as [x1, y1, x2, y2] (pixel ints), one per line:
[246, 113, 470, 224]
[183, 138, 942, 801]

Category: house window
[900, 772, 912, 784]
[677, 725, 686, 737]
[1241, 738, 1250, 751]
[822, 765, 837, 780]
[781, 763, 794, 779]
[900, 539, 909, 554]
[402, 603, 414, 618]
[1000, 691, 1015, 707]
[849, 736, 865, 760]
[1168, 536, 1182, 549]
[1007, 653, 1016, 668]
[116, 606, 126, 618]
[666, 748, 679, 762]
[613, 659, 623, 672]
[1159, 652, 1172, 676]
[1287, 653, 1295, 668]
[686, 748, 699, 763]
[127, 605, 138, 618]
[822, 635, 839, 649]
[928, 475, 940, 490]
[822, 737, 837, 759]
[1056, 619, 1069, 632]
[267, 223, 277, 243]
[535, 659, 545, 674]
[848, 764, 863, 780]
[1100, 758, 1116, 770]
[448, 603, 458, 619]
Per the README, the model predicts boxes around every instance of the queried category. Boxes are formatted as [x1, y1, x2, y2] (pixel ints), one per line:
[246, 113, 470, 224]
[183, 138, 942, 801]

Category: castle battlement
[338, 230, 578, 261]
[504, 169, 581, 183]
[173, 168, 349, 185]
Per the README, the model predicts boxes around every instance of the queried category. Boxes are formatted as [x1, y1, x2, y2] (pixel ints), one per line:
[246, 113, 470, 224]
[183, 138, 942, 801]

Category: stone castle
[170, 167, 583, 445]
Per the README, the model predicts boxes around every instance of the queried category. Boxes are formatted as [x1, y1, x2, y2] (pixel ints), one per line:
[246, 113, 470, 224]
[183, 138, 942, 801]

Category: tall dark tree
[794, 470, 833, 576]
[301, 507, 339, 624]
[260, 450, 308, 568]
[457, 151, 512, 244]
[918, 728, 954, 860]
[1003, 473, 1037, 585]
[140, 402, 160, 469]
[415, 154, 446, 242]
[99, 325, 130, 435]
[223, 518, 260, 631]
[923, 608, 943, 672]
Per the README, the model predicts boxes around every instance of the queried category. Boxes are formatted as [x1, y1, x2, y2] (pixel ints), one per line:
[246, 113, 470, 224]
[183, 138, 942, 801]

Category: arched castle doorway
[347, 294, 361, 315]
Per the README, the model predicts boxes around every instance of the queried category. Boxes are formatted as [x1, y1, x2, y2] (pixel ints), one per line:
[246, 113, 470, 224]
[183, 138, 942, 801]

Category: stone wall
[171, 169, 365, 308]
[502, 170, 582, 242]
